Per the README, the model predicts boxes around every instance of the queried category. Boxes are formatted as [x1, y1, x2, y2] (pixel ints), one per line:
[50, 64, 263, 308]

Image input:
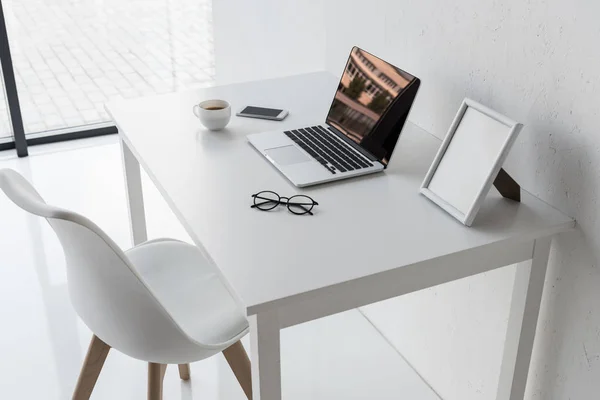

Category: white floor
[0, 137, 439, 399]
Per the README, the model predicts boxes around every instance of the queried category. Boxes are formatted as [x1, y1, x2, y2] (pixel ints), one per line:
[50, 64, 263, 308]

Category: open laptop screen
[326, 47, 418, 165]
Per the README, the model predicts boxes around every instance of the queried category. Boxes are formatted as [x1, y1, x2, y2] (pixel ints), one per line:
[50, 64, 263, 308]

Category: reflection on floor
[0, 137, 439, 399]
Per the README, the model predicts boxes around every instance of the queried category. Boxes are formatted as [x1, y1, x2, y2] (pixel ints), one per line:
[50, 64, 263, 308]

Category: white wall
[212, 0, 326, 84]
[324, 1, 600, 399]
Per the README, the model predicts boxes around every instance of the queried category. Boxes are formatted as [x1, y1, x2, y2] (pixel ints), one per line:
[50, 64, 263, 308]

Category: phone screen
[241, 106, 282, 117]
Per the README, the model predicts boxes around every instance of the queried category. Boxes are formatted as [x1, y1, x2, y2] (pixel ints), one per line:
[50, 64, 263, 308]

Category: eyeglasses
[251, 190, 319, 215]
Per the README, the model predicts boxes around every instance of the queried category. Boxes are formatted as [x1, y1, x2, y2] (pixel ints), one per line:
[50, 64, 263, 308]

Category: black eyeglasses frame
[251, 190, 319, 215]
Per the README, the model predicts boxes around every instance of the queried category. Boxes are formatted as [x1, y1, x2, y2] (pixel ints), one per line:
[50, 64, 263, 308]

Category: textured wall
[212, 0, 325, 84]
[324, 0, 600, 399]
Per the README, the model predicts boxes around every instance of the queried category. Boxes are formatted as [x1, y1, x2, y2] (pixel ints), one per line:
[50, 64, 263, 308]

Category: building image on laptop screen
[328, 48, 415, 153]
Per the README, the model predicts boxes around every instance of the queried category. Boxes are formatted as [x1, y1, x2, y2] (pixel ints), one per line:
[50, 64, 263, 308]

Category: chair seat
[125, 239, 248, 347]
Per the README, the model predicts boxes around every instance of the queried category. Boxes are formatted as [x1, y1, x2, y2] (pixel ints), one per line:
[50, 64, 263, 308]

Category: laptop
[248, 46, 421, 187]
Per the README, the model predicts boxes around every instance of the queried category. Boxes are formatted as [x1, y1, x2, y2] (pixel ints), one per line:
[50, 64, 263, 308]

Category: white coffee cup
[193, 99, 231, 131]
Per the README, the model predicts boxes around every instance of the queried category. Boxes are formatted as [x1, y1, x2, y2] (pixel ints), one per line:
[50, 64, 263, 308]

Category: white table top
[107, 72, 574, 316]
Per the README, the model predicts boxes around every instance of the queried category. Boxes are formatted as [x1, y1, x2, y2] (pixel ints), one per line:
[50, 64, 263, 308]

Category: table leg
[250, 310, 281, 400]
[496, 237, 552, 400]
[120, 137, 148, 246]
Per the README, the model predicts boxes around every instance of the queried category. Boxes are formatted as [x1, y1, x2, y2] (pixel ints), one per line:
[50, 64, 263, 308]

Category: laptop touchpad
[265, 145, 310, 165]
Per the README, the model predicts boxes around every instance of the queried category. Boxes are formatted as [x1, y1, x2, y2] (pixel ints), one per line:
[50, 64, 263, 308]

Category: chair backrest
[0, 168, 204, 361]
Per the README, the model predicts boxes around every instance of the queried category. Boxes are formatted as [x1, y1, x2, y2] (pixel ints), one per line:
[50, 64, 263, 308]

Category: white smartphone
[236, 106, 289, 121]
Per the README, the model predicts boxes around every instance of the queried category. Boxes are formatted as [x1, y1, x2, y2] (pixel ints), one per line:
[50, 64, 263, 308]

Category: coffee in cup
[193, 99, 231, 130]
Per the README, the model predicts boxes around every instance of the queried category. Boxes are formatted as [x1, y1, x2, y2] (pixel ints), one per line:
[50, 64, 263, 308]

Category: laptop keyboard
[284, 125, 373, 174]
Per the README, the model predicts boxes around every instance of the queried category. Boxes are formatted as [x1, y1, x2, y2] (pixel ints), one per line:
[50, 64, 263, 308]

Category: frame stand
[494, 168, 521, 202]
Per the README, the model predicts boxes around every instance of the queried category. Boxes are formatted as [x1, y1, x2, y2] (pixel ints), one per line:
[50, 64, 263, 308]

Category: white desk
[107, 72, 574, 400]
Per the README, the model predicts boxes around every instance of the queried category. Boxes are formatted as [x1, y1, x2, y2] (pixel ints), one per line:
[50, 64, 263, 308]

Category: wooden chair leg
[160, 364, 167, 382]
[178, 364, 190, 381]
[223, 341, 253, 400]
[72, 335, 111, 400]
[148, 363, 165, 400]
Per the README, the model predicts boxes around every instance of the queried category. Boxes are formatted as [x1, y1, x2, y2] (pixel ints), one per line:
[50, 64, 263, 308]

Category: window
[366, 82, 380, 97]
[1, 0, 214, 142]
[357, 51, 376, 72]
[378, 73, 397, 89]
[347, 62, 357, 77]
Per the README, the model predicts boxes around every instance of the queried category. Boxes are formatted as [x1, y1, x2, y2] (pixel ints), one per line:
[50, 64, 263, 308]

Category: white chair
[0, 168, 252, 400]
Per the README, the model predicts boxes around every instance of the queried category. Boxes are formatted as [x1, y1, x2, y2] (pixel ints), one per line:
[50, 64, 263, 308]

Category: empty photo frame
[420, 98, 523, 226]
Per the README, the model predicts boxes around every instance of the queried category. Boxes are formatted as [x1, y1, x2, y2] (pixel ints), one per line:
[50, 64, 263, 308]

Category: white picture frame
[420, 98, 523, 226]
